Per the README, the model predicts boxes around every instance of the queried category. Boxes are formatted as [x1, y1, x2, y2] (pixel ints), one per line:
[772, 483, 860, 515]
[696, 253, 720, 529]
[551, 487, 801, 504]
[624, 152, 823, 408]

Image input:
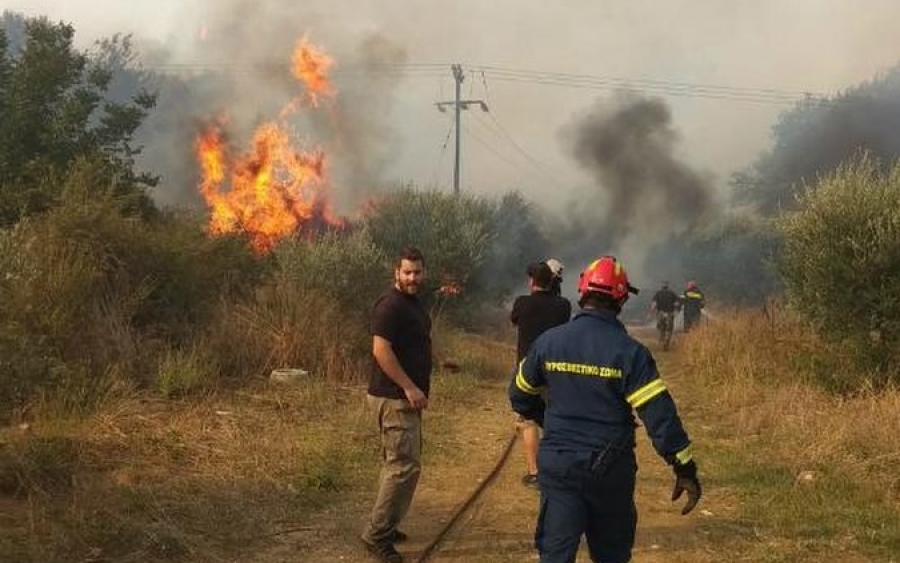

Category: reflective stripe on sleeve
[626, 378, 667, 408]
[675, 445, 693, 465]
[515, 359, 542, 395]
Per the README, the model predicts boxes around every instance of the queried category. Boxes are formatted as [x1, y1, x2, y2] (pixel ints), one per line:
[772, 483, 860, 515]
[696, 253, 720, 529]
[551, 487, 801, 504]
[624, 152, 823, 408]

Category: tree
[363, 187, 549, 317]
[777, 154, 900, 376]
[734, 66, 900, 214]
[0, 15, 157, 225]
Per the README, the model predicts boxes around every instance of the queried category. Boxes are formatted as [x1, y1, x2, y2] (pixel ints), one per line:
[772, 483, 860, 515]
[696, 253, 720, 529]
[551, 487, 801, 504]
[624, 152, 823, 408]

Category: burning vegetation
[194, 37, 342, 253]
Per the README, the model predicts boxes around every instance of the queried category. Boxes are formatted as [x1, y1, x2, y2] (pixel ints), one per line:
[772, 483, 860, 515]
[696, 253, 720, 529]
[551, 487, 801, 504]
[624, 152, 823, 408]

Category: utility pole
[435, 64, 488, 196]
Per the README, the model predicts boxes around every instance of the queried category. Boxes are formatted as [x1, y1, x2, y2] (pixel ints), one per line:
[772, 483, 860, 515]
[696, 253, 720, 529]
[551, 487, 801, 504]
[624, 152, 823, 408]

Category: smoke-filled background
[559, 95, 717, 272]
[6, 0, 900, 300]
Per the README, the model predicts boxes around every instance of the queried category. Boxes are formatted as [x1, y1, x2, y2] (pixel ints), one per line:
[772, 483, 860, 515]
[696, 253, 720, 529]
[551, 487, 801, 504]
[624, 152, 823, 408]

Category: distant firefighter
[681, 281, 705, 332]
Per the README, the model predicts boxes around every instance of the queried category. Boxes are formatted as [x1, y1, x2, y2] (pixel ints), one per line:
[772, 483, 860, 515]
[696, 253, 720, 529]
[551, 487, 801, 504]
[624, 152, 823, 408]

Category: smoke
[553, 94, 719, 289]
[311, 33, 409, 211]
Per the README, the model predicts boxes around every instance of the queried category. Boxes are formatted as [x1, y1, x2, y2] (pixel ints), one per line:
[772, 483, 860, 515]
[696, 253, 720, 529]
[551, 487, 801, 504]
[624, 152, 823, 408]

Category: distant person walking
[361, 247, 432, 563]
[649, 281, 680, 349]
[681, 281, 706, 332]
[511, 261, 571, 487]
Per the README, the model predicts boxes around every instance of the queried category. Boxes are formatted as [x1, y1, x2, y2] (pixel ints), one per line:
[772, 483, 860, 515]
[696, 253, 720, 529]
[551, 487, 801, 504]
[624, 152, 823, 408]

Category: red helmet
[686, 280, 698, 291]
[577, 256, 637, 302]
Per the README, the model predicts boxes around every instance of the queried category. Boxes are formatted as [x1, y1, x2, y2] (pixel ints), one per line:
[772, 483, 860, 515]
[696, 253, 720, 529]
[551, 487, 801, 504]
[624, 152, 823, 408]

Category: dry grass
[0, 325, 512, 563]
[0, 380, 377, 562]
[676, 308, 900, 559]
[2, 309, 898, 562]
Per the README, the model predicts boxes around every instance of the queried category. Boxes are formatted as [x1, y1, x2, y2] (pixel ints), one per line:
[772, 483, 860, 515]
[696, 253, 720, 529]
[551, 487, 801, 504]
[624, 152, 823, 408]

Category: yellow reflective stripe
[515, 359, 542, 395]
[626, 379, 667, 408]
[675, 445, 693, 465]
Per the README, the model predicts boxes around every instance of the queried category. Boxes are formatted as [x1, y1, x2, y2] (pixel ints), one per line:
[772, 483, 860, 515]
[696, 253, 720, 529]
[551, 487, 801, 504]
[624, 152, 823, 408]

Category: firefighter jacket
[508, 308, 693, 465]
[682, 289, 705, 317]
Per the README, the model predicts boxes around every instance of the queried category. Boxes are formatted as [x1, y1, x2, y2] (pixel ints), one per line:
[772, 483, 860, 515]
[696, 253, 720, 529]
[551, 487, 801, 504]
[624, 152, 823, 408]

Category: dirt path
[254, 329, 718, 562]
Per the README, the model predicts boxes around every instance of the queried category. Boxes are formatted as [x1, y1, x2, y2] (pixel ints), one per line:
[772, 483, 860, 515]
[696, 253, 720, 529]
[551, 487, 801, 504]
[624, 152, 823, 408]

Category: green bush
[0, 164, 266, 419]
[777, 154, 900, 378]
[365, 188, 495, 290]
[681, 215, 780, 306]
[474, 191, 550, 304]
[364, 188, 548, 322]
[273, 227, 387, 317]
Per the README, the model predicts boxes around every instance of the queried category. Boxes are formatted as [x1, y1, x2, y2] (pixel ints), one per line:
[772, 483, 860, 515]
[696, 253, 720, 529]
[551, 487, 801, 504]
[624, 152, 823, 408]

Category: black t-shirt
[369, 287, 433, 399]
[510, 291, 572, 361]
[652, 288, 680, 313]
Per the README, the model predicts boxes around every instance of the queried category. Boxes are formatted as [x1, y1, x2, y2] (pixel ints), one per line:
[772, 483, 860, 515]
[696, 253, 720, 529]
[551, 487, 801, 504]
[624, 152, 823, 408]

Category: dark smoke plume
[547, 94, 720, 300]
[565, 94, 716, 248]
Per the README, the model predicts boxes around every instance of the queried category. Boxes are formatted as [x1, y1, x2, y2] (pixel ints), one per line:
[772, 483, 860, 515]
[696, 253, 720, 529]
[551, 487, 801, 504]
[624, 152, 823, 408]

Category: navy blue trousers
[535, 447, 637, 563]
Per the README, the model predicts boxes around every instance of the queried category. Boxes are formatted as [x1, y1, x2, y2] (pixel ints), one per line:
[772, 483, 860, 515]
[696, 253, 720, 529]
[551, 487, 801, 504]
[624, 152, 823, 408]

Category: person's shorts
[515, 414, 540, 431]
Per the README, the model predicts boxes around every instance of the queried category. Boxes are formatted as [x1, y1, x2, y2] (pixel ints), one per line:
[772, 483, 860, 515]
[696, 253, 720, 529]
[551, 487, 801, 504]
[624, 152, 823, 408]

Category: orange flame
[195, 37, 342, 253]
[291, 36, 335, 108]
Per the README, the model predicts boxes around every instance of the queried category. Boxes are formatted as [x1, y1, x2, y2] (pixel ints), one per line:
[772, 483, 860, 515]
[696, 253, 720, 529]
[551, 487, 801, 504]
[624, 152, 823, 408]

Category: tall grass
[679, 308, 900, 559]
[0, 380, 376, 562]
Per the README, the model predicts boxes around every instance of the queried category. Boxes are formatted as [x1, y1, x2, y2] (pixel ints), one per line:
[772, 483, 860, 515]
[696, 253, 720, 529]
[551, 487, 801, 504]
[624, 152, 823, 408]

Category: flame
[437, 275, 463, 296]
[291, 36, 335, 107]
[438, 282, 462, 296]
[195, 37, 342, 253]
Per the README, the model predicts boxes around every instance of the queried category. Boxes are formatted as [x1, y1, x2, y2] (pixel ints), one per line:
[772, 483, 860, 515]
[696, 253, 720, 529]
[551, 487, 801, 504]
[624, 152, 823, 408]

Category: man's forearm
[374, 345, 417, 391]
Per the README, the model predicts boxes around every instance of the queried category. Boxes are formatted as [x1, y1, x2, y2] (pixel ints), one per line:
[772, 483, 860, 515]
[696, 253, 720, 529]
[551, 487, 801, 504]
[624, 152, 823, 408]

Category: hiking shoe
[389, 529, 408, 543]
[522, 473, 539, 488]
[361, 537, 403, 563]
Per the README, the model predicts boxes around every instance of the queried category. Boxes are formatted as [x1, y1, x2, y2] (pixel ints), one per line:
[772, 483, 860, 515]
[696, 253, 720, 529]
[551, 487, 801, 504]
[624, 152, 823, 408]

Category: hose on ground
[413, 430, 519, 562]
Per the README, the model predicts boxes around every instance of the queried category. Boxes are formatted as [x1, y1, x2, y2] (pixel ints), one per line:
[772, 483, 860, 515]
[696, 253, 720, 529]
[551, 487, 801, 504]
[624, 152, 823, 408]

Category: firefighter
[509, 255, 701, 563]
[681, 280, 706, 332]
[545, 258, 565, 296]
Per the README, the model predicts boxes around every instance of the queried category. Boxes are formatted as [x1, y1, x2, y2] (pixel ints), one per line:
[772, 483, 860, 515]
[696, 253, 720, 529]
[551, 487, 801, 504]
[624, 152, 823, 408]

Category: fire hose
[413, 430, 519, 563]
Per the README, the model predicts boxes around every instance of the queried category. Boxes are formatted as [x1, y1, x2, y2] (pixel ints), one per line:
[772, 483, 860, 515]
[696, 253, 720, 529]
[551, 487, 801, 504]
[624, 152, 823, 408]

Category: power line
[460, 120, 549, 191]
[139, 60, 831, 105]
[478, 110, 557, 175]
[469, 64, 826, 103]
[428, 117, 455, 188]
[468, 111, 560, 185]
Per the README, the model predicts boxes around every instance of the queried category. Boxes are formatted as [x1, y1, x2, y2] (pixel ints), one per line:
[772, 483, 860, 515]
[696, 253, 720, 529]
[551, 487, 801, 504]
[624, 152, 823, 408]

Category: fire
[195, 36, 342, 253]
[290, 36, 335, 107]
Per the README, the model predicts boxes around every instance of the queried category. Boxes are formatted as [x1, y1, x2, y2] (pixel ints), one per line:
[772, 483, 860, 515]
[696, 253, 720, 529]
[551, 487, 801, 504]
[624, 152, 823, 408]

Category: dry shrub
[206, 279, 369, 384]
[681, 307, 900, 491]
[0, 379, 375, 562]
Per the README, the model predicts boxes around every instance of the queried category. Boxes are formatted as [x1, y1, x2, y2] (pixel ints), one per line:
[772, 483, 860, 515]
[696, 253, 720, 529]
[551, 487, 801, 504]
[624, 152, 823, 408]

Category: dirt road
[251, 328, 724, 563]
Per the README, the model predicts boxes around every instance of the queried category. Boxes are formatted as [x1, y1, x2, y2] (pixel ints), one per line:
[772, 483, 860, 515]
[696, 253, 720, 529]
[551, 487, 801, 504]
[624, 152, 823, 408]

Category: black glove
[671, 460, 701, 515]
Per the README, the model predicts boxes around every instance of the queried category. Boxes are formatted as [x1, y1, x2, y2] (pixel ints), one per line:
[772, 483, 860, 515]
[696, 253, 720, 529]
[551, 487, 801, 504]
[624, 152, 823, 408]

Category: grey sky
[5, 0, 900, 209]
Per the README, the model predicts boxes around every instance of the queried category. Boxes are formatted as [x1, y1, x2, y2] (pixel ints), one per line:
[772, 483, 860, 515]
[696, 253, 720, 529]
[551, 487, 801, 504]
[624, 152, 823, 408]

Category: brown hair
[526, 262, 553, 289]
[395, 246, 425, 268]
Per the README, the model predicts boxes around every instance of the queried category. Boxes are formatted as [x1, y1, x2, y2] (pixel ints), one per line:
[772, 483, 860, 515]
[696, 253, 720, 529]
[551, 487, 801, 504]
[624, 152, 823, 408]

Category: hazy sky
[5, 0, 900, 209]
